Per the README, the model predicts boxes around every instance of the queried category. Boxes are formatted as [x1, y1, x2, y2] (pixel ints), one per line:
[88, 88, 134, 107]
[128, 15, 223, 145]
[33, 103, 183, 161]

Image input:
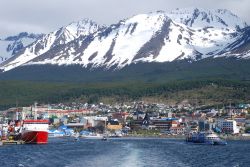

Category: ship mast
[15, 99, 19, 120]
[34, 102, 38, 120]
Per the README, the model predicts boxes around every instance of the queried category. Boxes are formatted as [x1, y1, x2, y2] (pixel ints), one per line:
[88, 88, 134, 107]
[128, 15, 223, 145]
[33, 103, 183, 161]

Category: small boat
[186, 131, 227, 145]
[101, 136, 108, 141]
[74, 137, 80, 141]
[73, 132, 80, 141]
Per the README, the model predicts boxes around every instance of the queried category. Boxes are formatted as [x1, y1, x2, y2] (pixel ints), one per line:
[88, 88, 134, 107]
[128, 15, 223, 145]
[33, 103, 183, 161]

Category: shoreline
[123, 134, 185, 139]
[122, 134, 250, 140]
[219, 135, 250, 141]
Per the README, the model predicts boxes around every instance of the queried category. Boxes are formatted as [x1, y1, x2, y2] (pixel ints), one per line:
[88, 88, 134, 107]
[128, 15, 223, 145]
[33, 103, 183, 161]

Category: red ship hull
[21, 131, 48, 144]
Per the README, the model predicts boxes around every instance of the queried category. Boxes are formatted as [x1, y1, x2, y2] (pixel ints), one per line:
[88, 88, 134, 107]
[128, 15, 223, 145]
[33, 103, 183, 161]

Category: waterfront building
[81, 116, 108, 127]
[169, 126, 185, 135]
[217, 120, 240, 134]
[150, 118, 179, 130]
[130, 117, 179, 130]
[198, 121, 210, 131]
[106, 119, 122, 130]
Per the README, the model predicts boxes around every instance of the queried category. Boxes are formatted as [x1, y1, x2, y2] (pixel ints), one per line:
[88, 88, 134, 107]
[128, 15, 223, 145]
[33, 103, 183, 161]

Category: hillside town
[1, 101, 250, 140]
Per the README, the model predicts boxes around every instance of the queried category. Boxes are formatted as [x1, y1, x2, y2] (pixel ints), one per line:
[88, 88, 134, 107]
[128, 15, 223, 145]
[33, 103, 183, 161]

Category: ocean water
[0, 138, 249, 167]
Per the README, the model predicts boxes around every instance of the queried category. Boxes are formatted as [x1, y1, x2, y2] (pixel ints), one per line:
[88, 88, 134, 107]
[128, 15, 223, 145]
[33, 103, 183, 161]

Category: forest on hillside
[0, 79, 249, 110]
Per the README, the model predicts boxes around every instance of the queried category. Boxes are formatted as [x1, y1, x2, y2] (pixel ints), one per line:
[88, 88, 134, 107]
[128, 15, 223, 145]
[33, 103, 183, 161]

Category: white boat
[79, 131, 103, 139]
[81, 134, 104, 139]
[186, 131, 227, 145]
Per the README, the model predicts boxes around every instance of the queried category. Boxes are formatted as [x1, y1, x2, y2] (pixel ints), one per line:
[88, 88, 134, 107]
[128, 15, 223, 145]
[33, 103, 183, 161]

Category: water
[0, 138, 249, 167]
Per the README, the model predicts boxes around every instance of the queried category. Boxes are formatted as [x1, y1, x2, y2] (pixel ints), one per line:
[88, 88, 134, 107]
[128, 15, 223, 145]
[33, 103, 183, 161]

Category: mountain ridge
[0, 8, 249, 74]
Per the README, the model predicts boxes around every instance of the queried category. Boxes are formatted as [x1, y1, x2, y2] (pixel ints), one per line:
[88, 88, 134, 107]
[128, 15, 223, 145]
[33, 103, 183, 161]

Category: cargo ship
[186, 131, 227, 145]
[20, 120, 49, 144]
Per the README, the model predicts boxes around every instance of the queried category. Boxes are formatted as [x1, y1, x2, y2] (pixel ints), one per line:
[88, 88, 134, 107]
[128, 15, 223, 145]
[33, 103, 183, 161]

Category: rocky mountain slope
[0, 32, 42, 63]
[0, 19, 102, 71]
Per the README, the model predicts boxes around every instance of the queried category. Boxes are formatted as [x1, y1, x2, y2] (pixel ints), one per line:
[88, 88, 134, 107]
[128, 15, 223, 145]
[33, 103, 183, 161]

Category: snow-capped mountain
[0, 19, 103, 71]
[216, 26, 250, 59]
[0, 8, 248, 72]
[0, 32, 42, 63]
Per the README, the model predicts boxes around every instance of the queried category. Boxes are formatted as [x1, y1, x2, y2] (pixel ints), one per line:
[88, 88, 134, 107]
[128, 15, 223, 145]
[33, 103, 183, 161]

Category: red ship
[20, 120, 49, 144]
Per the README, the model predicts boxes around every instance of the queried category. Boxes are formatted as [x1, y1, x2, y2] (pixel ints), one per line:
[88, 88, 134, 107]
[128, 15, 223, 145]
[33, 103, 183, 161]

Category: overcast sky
[0, 0, 249, 37]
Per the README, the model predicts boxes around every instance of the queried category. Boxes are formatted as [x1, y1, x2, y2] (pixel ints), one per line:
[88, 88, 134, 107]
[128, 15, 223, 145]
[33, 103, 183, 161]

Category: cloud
[0, 0, 249, 37]
[0, 20, 46, 38]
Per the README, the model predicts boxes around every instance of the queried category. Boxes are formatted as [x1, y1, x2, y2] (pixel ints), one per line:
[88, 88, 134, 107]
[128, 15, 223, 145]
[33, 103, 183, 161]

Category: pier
[0, 140, 25, 145]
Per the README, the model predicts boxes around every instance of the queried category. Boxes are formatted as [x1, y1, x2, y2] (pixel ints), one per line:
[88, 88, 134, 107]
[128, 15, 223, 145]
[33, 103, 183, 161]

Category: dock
[0, 140, 25, 145]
